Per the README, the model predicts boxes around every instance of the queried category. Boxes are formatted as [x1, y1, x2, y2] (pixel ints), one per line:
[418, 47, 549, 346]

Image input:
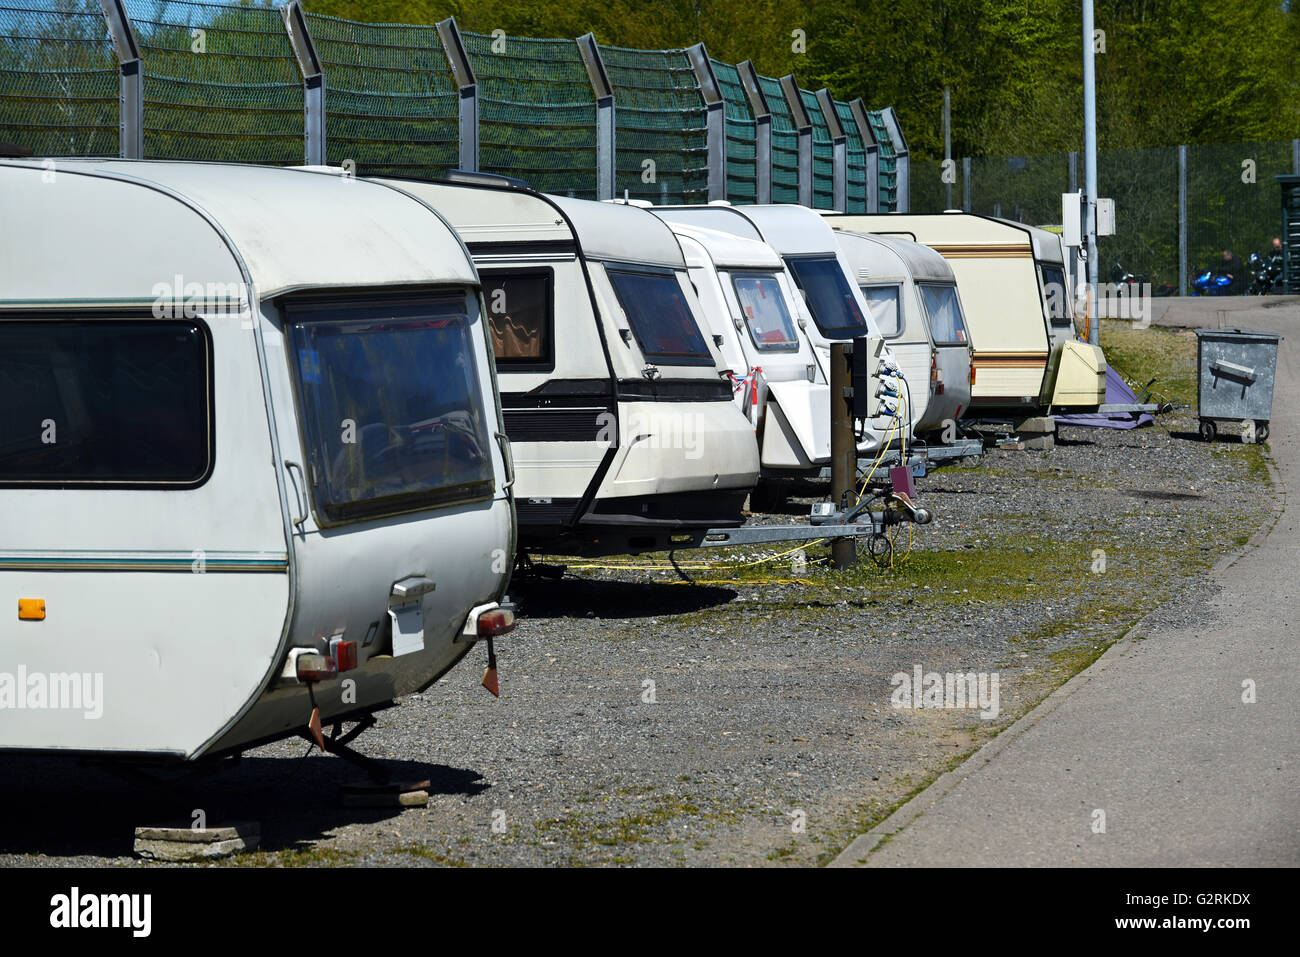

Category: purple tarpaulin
[1055, 366, 1155, 430]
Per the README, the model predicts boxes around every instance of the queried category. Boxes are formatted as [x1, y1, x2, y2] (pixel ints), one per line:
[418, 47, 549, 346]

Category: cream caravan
[825, 212, 1106, 414]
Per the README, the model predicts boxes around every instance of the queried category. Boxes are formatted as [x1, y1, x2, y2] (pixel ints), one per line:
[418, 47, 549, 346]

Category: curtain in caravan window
[861, 285, 902, 338]
[917, 284, 970, 346]
[732, 273, 799, 351]
[481, 271, 552, 367]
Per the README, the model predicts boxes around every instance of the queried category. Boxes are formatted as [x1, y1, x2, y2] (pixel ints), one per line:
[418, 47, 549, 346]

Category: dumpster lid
[1194, 327, 1283, 342]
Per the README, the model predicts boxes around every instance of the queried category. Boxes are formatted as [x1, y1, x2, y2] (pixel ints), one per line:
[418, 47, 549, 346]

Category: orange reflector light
[477, 608, 516, 638]
[296, 654, 338, 682]
[18, 599, 44, 621]
[336, 641, 358, 672]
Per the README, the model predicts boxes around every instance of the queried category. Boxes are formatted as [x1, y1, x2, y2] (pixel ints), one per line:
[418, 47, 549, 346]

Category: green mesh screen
[124, 0, 302, 164]
[600, 43, 707, 203]
[305, 12, 457, 179]
[757, 73, 797, 203]
[1186, 141, 1292, 288]
[0, 0, 118, 156]
[867, 110, 896, 212]
[712, 58, 754, 204]
[463, 31, 595, 198]
[835, 100, 866, 212]
[799, 88, 833, 209]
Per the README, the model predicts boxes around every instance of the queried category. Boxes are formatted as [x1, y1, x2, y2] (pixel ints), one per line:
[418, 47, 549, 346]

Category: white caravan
[824, 212, 1106, 414]
[0, 159, 514, 761]
[651, 204, 912, 452]
[367, 175, 760, 556]
[832, 230, 974, 434]
[667, 222, 832, 472]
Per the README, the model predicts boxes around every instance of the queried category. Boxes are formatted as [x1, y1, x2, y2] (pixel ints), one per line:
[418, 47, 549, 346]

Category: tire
[1256, 421, 1269, 443]
[1199, 419, 1217, 442]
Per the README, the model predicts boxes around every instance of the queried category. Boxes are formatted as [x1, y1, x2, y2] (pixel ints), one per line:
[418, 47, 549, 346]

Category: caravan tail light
[335, 641, 358, 672]
[477, 607, 516, 638]
[970, 363, 977, 385]
[296, 654, 339, 682]
[931, 354, 944, 395]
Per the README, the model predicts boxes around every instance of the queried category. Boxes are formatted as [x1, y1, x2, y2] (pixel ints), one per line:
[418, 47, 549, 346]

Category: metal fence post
[281, 1, 325, 166]
[1293, 138, 1299, 175]
[880, 106, 909, 212]
[737, 61, 771, 204]
[962, 156, 972, 211]
[577, 34, 615, 201]
[436, 17, 478, 172]
[816, 89, 846, 212]
[99, 0, 142, 159]
[779, 75, 812, 207]
[1068, 150, 1078, 194]
[686, 44, 726, 203]
[1178, 144, 1188, 297]
[848, 99, 877, 213]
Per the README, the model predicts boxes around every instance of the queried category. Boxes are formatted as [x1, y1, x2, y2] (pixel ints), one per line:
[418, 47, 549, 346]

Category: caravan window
[917, 284, 970, 346]
[480, 269, 554, 371]
[861, 285, 903, 338]
[607, 269, 712, 365]
[784, 256, 870, 339]
[0, 319, 212, 487]
[732, 273, 799, 351]
[284, 294, 494, 525]
[1040, 264, 1072, 326]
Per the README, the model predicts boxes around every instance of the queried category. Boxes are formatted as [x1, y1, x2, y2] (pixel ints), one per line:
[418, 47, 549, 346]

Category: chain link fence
[912, 141, 1300, 294]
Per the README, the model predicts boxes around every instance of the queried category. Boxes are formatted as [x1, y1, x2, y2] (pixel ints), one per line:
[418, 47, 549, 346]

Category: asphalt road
[834, 299, 1300, 867]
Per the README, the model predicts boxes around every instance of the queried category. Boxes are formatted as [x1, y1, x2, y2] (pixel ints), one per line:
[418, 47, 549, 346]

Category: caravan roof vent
[443, 169, 531, 190]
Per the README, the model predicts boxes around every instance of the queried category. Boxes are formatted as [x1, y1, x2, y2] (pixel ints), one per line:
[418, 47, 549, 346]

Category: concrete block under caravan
[0, 159, 514, 760]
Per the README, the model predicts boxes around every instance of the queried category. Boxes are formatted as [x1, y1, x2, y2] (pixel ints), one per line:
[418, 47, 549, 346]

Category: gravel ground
[0, 325, 1279, 868]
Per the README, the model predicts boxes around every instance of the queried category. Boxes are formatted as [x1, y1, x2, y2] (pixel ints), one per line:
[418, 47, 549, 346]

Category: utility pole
[942, 86, 952, 210]
[1083, 0, 1100, 346]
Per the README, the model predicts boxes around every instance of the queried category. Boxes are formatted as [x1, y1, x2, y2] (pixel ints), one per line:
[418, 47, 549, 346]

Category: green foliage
[305, 0, 1300, 162]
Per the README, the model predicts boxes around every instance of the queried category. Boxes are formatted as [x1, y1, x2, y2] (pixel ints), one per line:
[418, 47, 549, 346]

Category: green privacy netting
[304, 12, 457, 179]
[599, 43, 707, 204]
[835, 99, 867, 212]
[799, 86, 833, 209]
[712, 57, 755, 204]
[463, 31, 595, 198]
[125, 0, 302, 164]
[0, 0, 118, 156]
[756, 72, 797, 204]
[866, 109, 897, 212]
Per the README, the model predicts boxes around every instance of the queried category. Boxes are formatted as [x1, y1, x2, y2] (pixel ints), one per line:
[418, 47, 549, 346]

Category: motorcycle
[1247, 252, 1283, 295]
[1192, 269, 1234, 296]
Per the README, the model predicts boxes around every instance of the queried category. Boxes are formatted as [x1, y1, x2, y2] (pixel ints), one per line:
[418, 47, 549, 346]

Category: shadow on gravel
[0, 752, 486, 859]
[513, 577, 737, 621]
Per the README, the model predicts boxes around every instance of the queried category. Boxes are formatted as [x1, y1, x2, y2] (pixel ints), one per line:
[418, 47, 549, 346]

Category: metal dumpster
[1195, 328, 1282, 443]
